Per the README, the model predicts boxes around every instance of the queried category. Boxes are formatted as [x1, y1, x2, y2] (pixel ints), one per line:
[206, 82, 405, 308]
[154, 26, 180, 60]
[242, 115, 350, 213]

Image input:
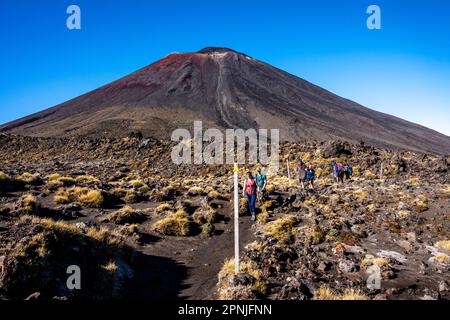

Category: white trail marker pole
[287, 160, 291, 180]
[233, 163, 240, 274]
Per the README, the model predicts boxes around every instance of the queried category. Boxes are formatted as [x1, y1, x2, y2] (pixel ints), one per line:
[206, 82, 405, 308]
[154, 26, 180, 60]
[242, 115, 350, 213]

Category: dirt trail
[124, 200, 255, 300]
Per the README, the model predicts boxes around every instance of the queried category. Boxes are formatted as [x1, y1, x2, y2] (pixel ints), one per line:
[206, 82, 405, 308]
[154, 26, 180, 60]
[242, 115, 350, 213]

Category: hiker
[243, 171, 257, 221]
[296, 160, 307, 189]
[255, 168, 268, 203]
[332, 161, 344, 183]
[344, 163, 353, 180]
[305, 163, 315, 190]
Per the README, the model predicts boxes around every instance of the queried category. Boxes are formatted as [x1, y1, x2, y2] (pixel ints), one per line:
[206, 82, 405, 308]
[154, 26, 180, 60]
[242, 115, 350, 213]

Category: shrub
[54, 187, 104, 208]
[153, 210, 193, 236]
[361, 256, 388, 268]
[112, 188, 127, 198]
[156, 203, 172, 213]
[188, 186, 206, 196]
[413, 195, 428, 213]
[266, 184, 275, 194]
[314, 287, 368, 300]
[2, 217, 130, 299]
[109, 206, 145, 225]
[264, 215, 299, 243]
[435, 253, 450, 264]
[192, 207, 218, 224]
[17, 172, 42, 185]
[75, 175, 100, 186]
[124, 189, 137, 204]
[19, 194, 40, 215]
[217, 258, 266, 299]
[0, 171, 9, 182]
[434, 240, 450, 251]
[47, 174, 77, 188]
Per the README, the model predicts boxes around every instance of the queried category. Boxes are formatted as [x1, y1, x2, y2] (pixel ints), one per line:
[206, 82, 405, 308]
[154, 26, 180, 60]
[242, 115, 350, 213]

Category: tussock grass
[188, 186, 206, 196]
[17, 172, 41, 185]
[217, 258, 266, 299]
[156, 203, 172, 213]
[153, 209, 193, 236]
[54, 187, 103, 208]
[264, 215, 299, 243]
[110, 206, 144, 225]
[0, 171, 9, 181]
[435, 253, 450, 264]
[19, 194, 39, 215]
[314, 287, 368, 300]
[434, 240, 450, 251]
[361, 256, 388, 268]
[413, 195, 428, 213]
[47, 174, 77, 188]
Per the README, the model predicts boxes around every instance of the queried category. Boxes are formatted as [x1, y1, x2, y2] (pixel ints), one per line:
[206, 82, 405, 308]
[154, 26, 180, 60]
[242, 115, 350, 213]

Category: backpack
[347, 166, 353, 175]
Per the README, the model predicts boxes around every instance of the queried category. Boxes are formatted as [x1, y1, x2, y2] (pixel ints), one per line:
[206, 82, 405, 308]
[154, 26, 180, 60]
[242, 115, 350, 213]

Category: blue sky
[0, 0, 449, 135]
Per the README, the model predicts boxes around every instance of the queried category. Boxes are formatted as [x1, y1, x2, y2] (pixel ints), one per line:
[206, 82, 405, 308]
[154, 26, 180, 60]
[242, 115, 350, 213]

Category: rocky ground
[0, 133, 449, 300]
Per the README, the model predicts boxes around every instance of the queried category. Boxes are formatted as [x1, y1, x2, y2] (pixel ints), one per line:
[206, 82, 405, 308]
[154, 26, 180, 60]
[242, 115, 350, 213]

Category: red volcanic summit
[1, 47, 450, 154]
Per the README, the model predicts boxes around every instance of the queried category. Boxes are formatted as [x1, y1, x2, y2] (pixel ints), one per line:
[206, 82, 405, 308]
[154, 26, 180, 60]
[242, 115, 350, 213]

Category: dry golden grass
[364, 170, 377, 179]
[156, 203, 172, 213]
[188, 186, 206, 196]
[207, 190, 221, 199]
[314, 287, 368, 300]
[217, 258, 266, 299]
[39, 218, 79, 235]
[354, 189, 368, 200]
[265, 184, 275, 195]
[124, 189, 137, 204]
[397, 210, 411, 218]
[435, 253, 450, 264]
[260, 199, 275, 213]
[264, 215, 299, 243]
[0, 171, 9, 181]
[413, 195, 428, 213]
[54, 187, 103, 208]
[405, 177, 420, 185]
[16, 172, 41, 184]
[153, 209, 192, 236]
[75, 175, 100, 185]
[11, 232, 48, 259]
[256, 212, 269, 224]
[102, 261, 118, 272]
[112, 188, 127, 198]
[20, 194, 39, 215]
[361, 256, 388, 268]
[110, 206, 143, 224]
[434, 240, 450, 251]
[47, 174, 77, 188]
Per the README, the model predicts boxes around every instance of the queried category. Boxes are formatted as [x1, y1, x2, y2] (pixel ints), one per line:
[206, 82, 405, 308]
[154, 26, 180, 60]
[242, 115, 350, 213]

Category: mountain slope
[1, 47, 450, 154]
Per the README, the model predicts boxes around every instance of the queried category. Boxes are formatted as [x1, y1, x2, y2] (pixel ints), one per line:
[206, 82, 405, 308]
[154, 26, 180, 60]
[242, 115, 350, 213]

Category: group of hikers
[242, 160, 353, 221]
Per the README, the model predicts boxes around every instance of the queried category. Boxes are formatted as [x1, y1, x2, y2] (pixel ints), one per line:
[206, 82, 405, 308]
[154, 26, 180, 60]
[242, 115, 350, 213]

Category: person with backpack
[337, 162, 345, 183]
[242, 171, 257, 221]
[305, 163, 315, 190]
[255, 168, 268, 203]
[332, 161, 339, 183]
[296, 160, 307, 189]
[344, 163, 353, 180]
[333, 161, 344, 183]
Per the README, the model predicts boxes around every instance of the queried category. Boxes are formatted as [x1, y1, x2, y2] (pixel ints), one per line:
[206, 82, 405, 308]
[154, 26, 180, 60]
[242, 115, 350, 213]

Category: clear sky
[0, 0, 449, 136]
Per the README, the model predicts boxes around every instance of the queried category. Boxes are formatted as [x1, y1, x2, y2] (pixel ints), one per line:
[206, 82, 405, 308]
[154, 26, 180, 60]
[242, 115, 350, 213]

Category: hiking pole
[233, 163, 240, 274]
